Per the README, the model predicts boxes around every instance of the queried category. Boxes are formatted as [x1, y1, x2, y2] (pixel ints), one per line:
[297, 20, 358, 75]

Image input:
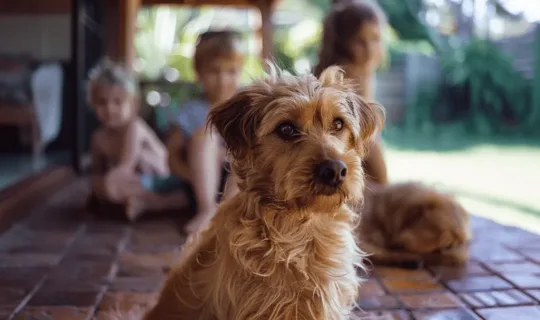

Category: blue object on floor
[140, 175, 187, 194]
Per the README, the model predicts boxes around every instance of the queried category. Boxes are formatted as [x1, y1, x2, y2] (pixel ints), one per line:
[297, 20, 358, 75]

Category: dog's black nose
[314, 160, 347, 186]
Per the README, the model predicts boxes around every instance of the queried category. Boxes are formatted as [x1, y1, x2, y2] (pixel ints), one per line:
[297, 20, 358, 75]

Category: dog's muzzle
[314, 159, 347, 194]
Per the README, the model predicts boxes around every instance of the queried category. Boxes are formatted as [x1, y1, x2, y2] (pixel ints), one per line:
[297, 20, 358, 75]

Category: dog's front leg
[143, 233, 221, 320]
[231, 294, 333, 320]
[142, 268, 211, 320]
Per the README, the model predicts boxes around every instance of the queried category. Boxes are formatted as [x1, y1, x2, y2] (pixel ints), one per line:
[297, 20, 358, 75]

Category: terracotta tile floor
[1, 179, 540, 319]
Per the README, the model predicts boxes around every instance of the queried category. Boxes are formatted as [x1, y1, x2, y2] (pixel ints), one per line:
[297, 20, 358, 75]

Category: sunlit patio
[0, 176, 538, 319]
[1, 0, 540, 319]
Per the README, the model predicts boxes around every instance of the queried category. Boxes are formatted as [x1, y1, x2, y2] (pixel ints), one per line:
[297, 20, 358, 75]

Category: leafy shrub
[409, 39, 533, 136]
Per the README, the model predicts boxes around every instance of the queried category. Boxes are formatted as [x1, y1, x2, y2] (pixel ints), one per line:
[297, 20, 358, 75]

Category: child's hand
[104, 167, 143, 202]
[155, 164, 170, 177]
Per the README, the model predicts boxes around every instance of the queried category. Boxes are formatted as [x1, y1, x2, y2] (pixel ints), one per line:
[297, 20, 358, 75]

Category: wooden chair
[0, 105, 41, 159]
[0, 55, 41, 160]
[0, 57, 63, 161]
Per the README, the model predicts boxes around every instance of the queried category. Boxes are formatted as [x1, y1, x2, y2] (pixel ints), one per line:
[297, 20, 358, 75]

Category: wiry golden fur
[357, 182, 471, 267]
[134, 67, 385, 320]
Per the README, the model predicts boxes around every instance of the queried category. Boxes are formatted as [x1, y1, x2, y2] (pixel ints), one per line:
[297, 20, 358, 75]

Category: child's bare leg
[101, 168, 144, 204]
[126, 191, 190, 222]
[184, 127, 223, 234]
[222, 171, 240, 201]
[364, 140, 388, 185]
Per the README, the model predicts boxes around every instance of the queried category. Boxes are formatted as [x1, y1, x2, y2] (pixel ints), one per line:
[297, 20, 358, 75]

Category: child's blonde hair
[314, 0, 387, 77]
[193, 30, 244, 73]
[87, 58, 138, 103]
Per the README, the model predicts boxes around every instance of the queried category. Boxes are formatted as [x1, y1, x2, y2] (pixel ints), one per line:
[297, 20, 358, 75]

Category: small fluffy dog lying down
[118, 67, 385, 320]
[357, 182, 472, 267]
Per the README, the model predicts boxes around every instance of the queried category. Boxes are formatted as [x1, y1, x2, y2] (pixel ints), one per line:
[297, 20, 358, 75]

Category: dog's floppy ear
[318, 65, 346, 87]
[318, 66, 385, 146]
[207, 90, 260, 159]
[346, 92, 385, 155]
[356, 96, 385, 142]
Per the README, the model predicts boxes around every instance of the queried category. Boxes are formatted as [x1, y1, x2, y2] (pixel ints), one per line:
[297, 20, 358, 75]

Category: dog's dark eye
[276, 122, 299, 140]
[333, 118, 344, 131]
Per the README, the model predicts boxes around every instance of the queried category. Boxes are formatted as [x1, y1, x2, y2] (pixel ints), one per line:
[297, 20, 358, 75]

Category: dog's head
[387, 183, 471, 256]
[208, 66, 384, 212]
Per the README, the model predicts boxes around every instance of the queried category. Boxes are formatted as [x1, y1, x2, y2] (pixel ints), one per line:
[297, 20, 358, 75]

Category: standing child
[314, 0, 389, 185]
[88, 59, 190, 221]
[167, 30, 244, 234]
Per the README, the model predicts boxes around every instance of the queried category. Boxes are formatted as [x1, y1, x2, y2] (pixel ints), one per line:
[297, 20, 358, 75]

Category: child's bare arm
[142, 120, 167, 156]
[136, 119, 170, 175]
[118, 120, 144, 171]
[364, 140, 388, 185]
[166, 125, 189, 179]
[91, 130, 142, 202]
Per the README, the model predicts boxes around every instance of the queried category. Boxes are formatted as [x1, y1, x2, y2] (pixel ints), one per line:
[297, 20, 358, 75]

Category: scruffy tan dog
[138, 67, 384, 320]
[358, 182, 471, 267]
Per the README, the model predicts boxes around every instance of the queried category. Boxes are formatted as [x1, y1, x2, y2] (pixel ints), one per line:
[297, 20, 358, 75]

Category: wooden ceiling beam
[0, 0, 71, 15]
[141, 0, 275, 8]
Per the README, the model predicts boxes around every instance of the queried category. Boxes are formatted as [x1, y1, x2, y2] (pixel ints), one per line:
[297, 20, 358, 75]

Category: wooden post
[70, 0, 85, 174]
[256, 0, 274, 64]
[104, 0, 119, 60]
[104, 0, 140, 68]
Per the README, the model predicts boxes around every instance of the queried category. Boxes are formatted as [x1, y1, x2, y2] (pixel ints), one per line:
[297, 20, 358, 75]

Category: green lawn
[382, 128, 540, 234]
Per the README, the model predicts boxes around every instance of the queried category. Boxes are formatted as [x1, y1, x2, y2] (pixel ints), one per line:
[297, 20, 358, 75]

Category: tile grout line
[87, 226, 133, 320]
[8, 275, 49, 320]
[502, 244, 540, 266]
[424, 262, 490, 319]
[466, 260, 540, 318]
[478, 259, 540, 307]
[8, 223, 87, 319]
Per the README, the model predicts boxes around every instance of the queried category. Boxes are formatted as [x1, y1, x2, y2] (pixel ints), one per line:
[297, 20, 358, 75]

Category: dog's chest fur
[143, 197, 365, 320]
[209, 200, 363, 320]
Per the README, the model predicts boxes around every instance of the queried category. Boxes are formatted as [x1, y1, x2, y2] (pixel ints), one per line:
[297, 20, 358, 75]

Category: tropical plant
[272, 19, 322, 74]
[378, 0, 442, 49]
[408, 39, 533, 135]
